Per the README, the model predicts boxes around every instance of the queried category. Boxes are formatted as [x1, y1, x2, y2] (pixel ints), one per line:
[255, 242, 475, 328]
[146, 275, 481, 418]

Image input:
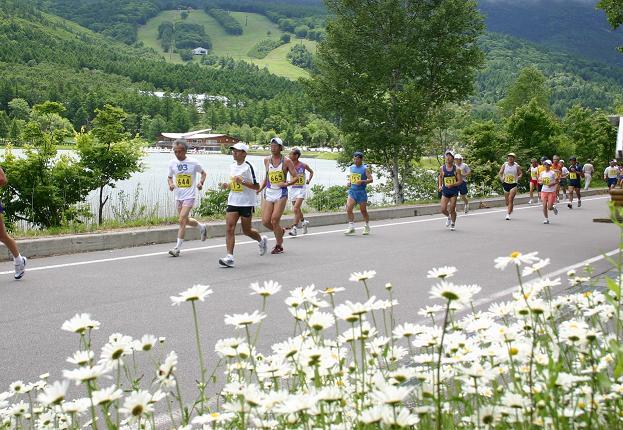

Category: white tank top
[503, 163, 519, 184]
[530, 166, 539, 180]
[267, 157, 285, 190]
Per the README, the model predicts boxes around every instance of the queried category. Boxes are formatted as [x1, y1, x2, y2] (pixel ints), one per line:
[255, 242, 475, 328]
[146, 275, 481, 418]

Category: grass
[137, 10, 313, 79]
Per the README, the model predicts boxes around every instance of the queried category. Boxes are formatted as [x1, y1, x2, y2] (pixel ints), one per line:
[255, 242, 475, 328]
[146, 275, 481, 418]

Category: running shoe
[200, 224, 208, 241]
[218, 255, 235, 268]
[567, 203, 572, 209]
[450, 223, 455, 231]
[259, 235, 268, 256]
[344, 226, 355, 235]
[578, 200, 582, 207]
[362, 225, 370, 235]
[553, 206, 559, 215]
[505, 214, 511, 220]
[543, 219, 550, 224]
[168, 248, 180, 257]
[528, 199, 533, 204]
[271, 244, 284, 254]
[464, 205, 469, 214]
[302, 220, 309, 234]
[445, 217, 451, 228]
[289, 226, 298, 237]
[14, 256, 26, 280]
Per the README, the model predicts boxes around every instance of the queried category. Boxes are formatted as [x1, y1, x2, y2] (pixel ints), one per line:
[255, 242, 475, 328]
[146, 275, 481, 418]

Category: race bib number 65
[176, 174, 192, 188]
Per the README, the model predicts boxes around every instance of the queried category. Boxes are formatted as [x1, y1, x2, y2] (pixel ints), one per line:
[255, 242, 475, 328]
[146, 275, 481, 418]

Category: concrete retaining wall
[0, 189, 608, 261]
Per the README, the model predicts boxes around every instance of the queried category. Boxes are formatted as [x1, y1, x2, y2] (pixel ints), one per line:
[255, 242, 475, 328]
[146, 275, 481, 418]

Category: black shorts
[503, 183, 517, 193]
[569, 180, 581, 189]
[226, 205, 254, 218]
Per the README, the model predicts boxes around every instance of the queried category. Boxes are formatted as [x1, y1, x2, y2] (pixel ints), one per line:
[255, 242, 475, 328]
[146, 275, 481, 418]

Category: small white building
[192, 47, 209, 55]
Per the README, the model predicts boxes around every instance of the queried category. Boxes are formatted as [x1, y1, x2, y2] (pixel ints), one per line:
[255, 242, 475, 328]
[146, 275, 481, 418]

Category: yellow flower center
[211, 412, 220, 418]
[510, 251, 521, 259]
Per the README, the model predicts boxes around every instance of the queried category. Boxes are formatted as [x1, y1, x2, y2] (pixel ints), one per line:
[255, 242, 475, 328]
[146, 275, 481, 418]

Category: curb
[0, 189, 609, 261]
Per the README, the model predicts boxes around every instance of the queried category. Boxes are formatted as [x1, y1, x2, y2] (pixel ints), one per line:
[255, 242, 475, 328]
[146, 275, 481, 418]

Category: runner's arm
[284, 158, 299, 187]
[454, 169, 463, 187]
[498, 164, 505, 181]
[363, 166, 373, 185]
[304, 164, 314, 184]
[517, 165, 523, 181]
[167, 175, 175, 191]
[197, 170, 206, 190]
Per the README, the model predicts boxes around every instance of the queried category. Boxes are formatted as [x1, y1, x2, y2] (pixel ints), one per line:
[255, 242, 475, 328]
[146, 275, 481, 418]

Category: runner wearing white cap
[498, 153, 523, 220]
[538, 159, 559, 224]
[287, 147, 314, 237]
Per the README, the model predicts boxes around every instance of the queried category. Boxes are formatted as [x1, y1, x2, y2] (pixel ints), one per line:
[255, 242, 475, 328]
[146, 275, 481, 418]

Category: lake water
[1, 149, 350, 222]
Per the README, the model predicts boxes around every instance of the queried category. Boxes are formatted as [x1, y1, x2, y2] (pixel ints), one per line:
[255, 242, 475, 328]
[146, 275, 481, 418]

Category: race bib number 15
[230, 177, 243, 192]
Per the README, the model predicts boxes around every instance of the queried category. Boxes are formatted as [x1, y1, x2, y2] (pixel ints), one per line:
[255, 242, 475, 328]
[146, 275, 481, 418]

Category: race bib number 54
[176, 174, 192, 188]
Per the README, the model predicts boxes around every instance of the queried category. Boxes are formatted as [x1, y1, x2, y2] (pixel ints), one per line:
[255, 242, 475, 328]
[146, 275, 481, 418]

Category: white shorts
[264, 187, 288, 203]
[289, 187, 307, 201]
[176, 198, 196, 209]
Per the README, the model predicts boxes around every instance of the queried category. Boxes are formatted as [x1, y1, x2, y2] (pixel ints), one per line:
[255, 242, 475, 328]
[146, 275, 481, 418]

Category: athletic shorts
[569, 180, 581, 189]
[348, 188, 368, 204]
[226, 205, 254, 218]
[608, 178, 618, 187]
[541, 191, 556, 206]
[176, 198, 195, 209]
[264, 187, 288, 202]
[289, 187, 307, 201]
[503, 183, 517, 193]
[530, 179, 538, 187]
[442, 188, 458, 198]
[458, 182, 468, 196]
[560, 179, 568, 188]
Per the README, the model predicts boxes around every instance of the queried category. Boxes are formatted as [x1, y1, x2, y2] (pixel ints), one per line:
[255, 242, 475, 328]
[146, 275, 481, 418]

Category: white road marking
[0, 196, 609, 275]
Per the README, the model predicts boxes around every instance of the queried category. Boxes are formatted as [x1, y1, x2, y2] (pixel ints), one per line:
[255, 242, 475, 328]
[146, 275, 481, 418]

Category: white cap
[231, 142, 249, 152]
[455, 153, 463, 159]
[270, 137, 284, 146]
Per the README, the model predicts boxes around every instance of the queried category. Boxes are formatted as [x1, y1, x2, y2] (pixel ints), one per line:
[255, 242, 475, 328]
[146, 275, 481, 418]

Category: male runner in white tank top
[498, 153, 523, 220]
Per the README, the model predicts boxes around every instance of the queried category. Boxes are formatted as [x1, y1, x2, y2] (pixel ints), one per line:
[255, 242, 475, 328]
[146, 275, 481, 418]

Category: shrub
[306, 184, 347, 211]
[247, 38, 285, 59]
[205, 8, 243, 35]
[196, 188, 229, 217]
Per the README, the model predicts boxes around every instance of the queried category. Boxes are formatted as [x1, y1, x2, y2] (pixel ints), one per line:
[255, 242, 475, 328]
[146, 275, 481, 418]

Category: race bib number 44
[443, 176, 456, 186]
[350, 173, 362, 184]
[176, 174, 192, 188]
[268, 171, 285, 184]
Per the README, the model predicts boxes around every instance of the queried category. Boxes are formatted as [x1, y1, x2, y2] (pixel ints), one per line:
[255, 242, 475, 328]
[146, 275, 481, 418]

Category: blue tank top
[349, 164, 368, 191]
[442, 165, 457, 192]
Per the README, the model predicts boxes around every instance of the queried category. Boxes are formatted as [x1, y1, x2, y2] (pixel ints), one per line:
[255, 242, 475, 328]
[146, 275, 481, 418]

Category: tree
[309, 0, 484, 203]
[563, 105, 617, 167]
[506, 98, 560, 160]
[498, 66, 550, 116]
[8, 98, 30, 120]
[76, 105, 144, 225]
[598, 0, 623, 52]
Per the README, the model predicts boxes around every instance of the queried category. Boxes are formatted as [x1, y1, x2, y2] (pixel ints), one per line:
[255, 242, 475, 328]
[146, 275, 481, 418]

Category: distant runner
[454, 154, 471, 214]
[287, 148, 314, 237]
[528, 158, 540, 204]
[559, 160, 569, 202]
[218, 143, 267, 268]
[605, 160, 619, 190]
[567, 156, 582, 209]
[344, 151, 373, 235]
[539, 159, 559, 224]
[439, 151, 463, 231]
[0, 166, 26, 279]
[582, 159, 594, 190]
[498, 153, 523, 220]
[167, 140, 207, 257]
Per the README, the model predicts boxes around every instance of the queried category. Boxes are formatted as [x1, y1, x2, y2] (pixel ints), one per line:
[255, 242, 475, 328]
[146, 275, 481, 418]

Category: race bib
[504, 175, 516, 184]
[350, 173, 362, 184]
[444, 176, 456, 187]
[230, 177, 243, 192]
[569, 173, 577, 180]
[531, 171, 538, 180]
[610, 168, 618, 177]
[268, 170, 285, 184]
[295, 175, 305, 186]
[543, 177, 551, 186]
[176, 174, 192, 188]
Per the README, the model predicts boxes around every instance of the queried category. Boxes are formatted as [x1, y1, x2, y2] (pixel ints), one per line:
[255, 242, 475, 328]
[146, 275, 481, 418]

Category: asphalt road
[0, 195, 619, 399]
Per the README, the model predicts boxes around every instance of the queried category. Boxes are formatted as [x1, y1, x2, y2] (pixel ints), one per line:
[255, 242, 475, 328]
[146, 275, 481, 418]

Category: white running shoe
[302, 220, 309, 234]
[218, 255, 235, 268]
[543, 219, 550, 224]
[344, 226, 355, 235]
[553, 206, 559, 215]
[259, 236, 268, 256]
[528, 199, 533, 204]
[168, 248, 180, 257]
[362, 225, 370, 235]
[505, 214, 511, 220]
[289, 226, 298, 237]
[445, 217, 451, 227]
[14, 256, 26, 280]
[200, 224, 207, 241]
[450, 224, 455, 231]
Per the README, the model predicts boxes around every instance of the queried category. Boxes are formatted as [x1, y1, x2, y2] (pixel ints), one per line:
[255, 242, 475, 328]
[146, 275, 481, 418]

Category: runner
[567, 156, 582, 209]
[551, 155, 562, 202]
[583, 159, 594, 190]
[537, 156, 547, 196]
[167, 140, 207, 257]
[257, 137, 298, 254]
[344, 151, 373, 235]
[454, 154, 471, 214]
[498, 153, 523, 220]
[539, 159, 559, 224]
[217, 142, 267, 268]
[559, 160, 569, 202]
[528, 158, 540, 204]
[0, 166, 26, 279]
[287, 148, 314, 237]
[438, 151, 462, 231]
[604, 160, 619, 190]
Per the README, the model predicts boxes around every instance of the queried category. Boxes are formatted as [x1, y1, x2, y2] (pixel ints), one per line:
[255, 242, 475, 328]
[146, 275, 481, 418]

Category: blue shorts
[608, 178, 618, 187]
[348, 188, 368, 204]
[442, 189, 458, 198]
[458, 182, 468, 196]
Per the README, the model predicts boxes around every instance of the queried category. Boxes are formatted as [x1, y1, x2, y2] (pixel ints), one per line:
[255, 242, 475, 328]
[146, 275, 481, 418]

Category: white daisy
[427, 266, 457, 280]
[119, 390, 154, 420]
[417, 305, 444, 317]
[136, 334, 158, 352]
[66, 350, 94, 367]
[192, 412, 235, 425]
[430, 281, 473, 303]
[494, 251, 540, 271]
[61, 313, 100, 334]
[349, 270, 376, 282]
[322, 287, 345, 295]
[61, 398, 90, 414]
[37, 381, 68, 406]
[92, 386, 123, 406]
[224, 310, 266, 328]
[63, 364, 111, 385]
[370, 385, 413, 405]
[522, 258, 551, 277]
[170, 284, 213, 305]
[334, 297, 375, 322]
[360, 405, 387, 424]
[308, 311, 335, 331]
[382, 407, 419, 426]
[249, 280, 282, 297]
[100, 336, 133, 365]
[157, 351, 178, 380]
